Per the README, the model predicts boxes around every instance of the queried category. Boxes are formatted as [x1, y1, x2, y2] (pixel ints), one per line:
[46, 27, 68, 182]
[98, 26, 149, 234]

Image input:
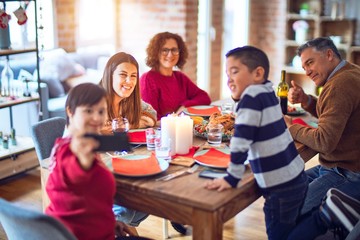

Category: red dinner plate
[183, 105, 221, 117]
[193, 148, 230, 169]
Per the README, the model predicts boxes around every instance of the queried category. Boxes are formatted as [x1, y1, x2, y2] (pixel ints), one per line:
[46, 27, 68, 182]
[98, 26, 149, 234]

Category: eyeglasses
[161, 48, 180, 56]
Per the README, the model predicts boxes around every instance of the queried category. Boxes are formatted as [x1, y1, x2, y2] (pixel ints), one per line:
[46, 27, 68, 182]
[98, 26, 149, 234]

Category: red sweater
[45, 137, 116, 240]
[140, 70, 211, 120]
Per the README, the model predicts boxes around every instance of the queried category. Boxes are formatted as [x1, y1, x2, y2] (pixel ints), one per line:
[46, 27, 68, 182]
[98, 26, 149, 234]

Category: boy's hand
[204, 178, 231, 192]
[70, 131, 99, 170]
[114, 221, 137, 237]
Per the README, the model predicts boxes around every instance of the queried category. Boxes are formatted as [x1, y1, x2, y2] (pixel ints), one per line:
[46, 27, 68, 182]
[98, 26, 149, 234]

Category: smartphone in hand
[198, 169, 228, 179]
[84, 133, 132, 152]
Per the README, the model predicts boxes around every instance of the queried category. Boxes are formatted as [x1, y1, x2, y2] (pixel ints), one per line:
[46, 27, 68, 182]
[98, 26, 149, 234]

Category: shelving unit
[284, 0, 356, 95]
[0, 0, 40, 180]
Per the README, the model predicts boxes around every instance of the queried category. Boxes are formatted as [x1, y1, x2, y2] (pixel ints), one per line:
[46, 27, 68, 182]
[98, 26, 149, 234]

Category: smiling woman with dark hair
[140, 32, 211, 121]
[99, 52, 157, 133]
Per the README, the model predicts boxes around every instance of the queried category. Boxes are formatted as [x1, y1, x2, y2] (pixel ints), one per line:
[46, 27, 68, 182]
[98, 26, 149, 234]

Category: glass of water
[155, 136, 171, 161]
[145, 128, 159, 150]
[206, 123, 224, 146]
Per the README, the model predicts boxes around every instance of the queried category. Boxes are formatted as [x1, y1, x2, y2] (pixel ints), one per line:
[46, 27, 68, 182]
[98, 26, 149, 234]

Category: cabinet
[0, 0, 40, 179]
[284, 0, 356, 95]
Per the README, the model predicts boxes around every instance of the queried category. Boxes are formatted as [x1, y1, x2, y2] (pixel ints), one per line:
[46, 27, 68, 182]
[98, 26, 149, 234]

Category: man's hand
[288, 80, 308, 106]
[204, 178, 231, 192]
[284, 115, 293, 128]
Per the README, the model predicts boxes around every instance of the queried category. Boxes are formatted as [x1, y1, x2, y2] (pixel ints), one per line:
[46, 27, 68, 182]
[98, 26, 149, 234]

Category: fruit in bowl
[190, 116, 204, 125]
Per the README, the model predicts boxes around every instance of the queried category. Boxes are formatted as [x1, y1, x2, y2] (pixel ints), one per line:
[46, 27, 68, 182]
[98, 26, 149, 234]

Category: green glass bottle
[277, 70, 289, 115]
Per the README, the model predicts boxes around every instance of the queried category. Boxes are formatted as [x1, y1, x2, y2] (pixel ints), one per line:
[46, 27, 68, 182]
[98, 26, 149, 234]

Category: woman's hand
[204, 178, 231, 192]
[176, 105, 186, 115]
[100, 125, 112, 135]
[70, 132, 99, 170]
[139, 115, 156, 128]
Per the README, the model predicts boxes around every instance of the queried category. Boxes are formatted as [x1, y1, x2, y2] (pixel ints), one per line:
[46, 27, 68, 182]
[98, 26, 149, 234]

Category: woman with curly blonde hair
[140, 32, 211, 120]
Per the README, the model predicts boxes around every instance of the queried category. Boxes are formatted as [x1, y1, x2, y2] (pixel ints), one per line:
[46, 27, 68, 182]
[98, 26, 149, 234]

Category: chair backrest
[346, 220, 360, 240]
[0, 198, 77, 240]
[31, 117, 67, 162]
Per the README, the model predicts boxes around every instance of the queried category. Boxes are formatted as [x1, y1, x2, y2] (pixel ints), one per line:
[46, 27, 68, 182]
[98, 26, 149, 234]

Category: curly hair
[145, 32, 188, 70]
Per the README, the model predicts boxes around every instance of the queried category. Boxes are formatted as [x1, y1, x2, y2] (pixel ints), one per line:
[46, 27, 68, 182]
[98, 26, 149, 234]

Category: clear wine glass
[112, 117, 129, 135]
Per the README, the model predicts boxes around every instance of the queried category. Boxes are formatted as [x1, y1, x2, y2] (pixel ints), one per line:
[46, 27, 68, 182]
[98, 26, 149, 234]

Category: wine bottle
[277, 70, 289, 115]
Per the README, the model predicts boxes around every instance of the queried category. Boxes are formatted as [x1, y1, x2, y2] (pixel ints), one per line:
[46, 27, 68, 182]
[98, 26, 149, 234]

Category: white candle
[185, 115, 193, 148]
[176, 115, 190, 154]
[161, 114, 177, 156]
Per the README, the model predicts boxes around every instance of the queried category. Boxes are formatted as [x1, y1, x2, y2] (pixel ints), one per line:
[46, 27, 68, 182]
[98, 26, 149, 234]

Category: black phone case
[84, 133, 132, 152]
[198, 169, 227, 179]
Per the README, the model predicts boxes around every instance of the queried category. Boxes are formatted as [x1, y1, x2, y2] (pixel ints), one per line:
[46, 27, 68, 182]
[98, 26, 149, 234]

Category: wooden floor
[0, 156, 319, 240]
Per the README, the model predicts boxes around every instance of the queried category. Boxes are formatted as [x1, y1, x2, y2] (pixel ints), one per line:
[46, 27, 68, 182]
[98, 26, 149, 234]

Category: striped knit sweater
[225, 80, 305, 189]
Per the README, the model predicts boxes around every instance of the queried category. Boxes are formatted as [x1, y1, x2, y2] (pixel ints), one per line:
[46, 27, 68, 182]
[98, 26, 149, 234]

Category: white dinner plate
[112, 154, 169, 177]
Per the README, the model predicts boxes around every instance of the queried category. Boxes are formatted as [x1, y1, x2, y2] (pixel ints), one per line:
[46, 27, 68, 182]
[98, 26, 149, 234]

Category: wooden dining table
[40, 113, 318, 240]
[103, 137, 317, 240]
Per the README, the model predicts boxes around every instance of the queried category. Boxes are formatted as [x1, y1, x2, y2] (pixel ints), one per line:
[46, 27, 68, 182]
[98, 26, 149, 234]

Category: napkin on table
[127, 130, 146, 143]
[194, 148, 230, 168]
[112, 153, 161, 175]
[293, 118, 314, 128]
[170, 146, 199, 167]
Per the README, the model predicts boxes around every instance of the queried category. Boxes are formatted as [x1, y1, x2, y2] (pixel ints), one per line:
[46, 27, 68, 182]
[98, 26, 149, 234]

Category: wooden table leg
[192, 209, 223, 240]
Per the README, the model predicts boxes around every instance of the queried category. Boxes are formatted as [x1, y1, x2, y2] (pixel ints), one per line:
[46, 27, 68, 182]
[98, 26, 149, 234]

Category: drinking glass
[221, 102, 234, 115]
[206, 123, 223, 146]
[145, 128, 159, 150]
[112, 117, 129, 135]
[155, 135, 171, 161]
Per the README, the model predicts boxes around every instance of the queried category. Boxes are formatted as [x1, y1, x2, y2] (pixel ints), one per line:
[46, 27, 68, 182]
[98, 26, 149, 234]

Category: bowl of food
[193, 113, 234, 141]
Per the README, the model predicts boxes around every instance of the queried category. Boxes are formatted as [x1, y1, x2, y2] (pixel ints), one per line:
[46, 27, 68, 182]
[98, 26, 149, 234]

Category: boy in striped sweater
[205, 46, 308, 240]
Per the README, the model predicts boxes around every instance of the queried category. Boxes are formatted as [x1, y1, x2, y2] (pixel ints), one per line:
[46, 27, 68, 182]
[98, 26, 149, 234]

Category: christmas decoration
[13, 6, 28, 25]
[0, 9, 11, 29]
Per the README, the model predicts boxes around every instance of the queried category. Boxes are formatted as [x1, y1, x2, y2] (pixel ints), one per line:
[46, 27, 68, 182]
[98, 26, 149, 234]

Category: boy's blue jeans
[261, 172, 308, 240]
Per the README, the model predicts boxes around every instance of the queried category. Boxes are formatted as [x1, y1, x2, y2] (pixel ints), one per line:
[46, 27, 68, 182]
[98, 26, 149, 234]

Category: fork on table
[156, 164, 199, 181]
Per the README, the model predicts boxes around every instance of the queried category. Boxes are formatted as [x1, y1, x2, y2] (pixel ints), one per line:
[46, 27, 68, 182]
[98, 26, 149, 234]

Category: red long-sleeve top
[140, 70, 211, 120]
[45, 137, 116, 240]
